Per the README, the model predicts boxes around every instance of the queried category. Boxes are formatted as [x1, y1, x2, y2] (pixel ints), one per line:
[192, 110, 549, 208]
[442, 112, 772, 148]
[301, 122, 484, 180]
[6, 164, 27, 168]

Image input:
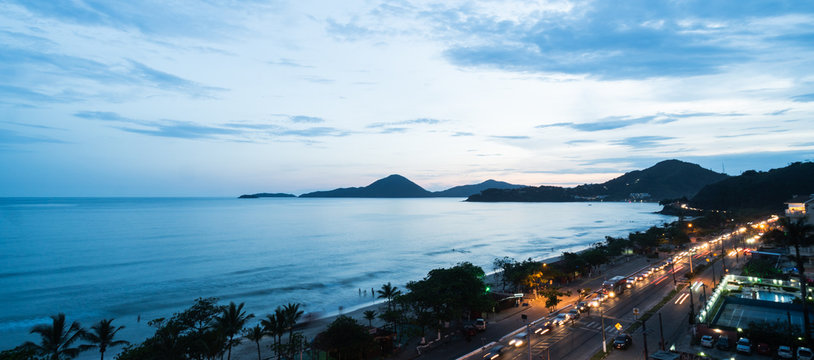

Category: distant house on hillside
[785, 194, 814, 225]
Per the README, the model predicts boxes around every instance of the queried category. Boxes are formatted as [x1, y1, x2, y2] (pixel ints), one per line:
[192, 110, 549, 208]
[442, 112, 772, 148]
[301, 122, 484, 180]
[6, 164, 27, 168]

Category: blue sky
[1, 0, 813, 196]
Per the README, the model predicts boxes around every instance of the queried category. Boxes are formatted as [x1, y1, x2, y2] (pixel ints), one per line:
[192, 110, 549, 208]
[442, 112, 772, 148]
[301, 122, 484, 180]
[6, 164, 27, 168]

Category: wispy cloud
[0, 129, 65, 144]
[765, 108, 791, 116]
[277, 127, 350, 137]
[367, 118, 444, 128]
[267, 58, 313, 68]
[452, 131, 474, 137]
[127, 60, 226, 97]
[792, 93, 814, 102]
[490, 135, 530, 140]
[289, 115, 324, 124]
[612, 136, 675, 149]
[119, 121, 242, 139]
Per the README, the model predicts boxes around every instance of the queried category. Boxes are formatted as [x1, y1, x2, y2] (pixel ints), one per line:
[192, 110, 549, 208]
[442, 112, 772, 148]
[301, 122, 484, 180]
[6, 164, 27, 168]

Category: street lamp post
[659, 312, 665, 351]
[671, 259, 677, 288]
[688, 285, 695, 324]
[642, 318, 649, 360]
[600, 303, 607, 353]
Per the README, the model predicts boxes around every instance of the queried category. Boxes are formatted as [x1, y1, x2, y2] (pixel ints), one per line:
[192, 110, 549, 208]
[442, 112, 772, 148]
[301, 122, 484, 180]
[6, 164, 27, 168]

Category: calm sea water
[0, 197, 671, 351]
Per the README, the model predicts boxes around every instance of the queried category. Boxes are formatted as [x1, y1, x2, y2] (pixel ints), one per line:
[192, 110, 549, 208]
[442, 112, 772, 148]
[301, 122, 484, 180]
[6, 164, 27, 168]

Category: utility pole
[642, 318, 649, 360]
[659, 312, 665, 350]
[688, 285, 695, 324]
[721, 236, 727, 273]
[600, 304, 607, 353]
[688, 251, 694, 274]
[527, 322, 532, 360]
[671, 259, 677, 289]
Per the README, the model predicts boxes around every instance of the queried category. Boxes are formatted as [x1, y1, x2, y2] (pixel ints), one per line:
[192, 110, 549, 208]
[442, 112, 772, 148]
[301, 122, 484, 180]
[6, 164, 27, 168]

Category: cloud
[276, 127, 350, 137]
[536, 112, 744, 133]
[451, 131, 474, 137]
[565, 139, 595, 145]
[74, 111, 136, 123]
[612, 136, 675, 149]
[367, 118, 445, 128]
[792, 93, 814, 102]
[127, 60, 225, 97]
[0, 128, 65, 144]
[765, 108, 791, 116]
[118, 121, 242, 139]
[267, 58, 313, 68]
[289, 115, 325, 124]
[433, 0, 814, 79]
[490, 135, 530, 140]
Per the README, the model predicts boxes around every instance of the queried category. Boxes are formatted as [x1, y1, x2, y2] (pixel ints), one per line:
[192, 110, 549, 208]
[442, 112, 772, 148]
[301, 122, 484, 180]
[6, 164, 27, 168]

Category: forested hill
[690, 161, 814, 212]
[466, 159, 729, 202]
[299, 174, 434, 198]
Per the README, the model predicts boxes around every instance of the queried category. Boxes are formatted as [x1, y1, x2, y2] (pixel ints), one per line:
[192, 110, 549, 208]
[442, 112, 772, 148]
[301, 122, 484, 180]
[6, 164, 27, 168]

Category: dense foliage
[690, 161, 814, 212]
[468, 159, 728, 202]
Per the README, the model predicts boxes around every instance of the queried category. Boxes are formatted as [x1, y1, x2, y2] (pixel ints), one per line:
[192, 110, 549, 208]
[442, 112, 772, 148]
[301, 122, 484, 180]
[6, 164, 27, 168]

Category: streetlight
[688, 285, 695, 324]
[600, 302, 607, 353]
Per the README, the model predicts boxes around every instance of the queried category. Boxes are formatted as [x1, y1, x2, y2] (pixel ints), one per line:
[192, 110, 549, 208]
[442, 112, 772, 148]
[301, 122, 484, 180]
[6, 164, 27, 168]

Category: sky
[1, 0, 814, 196]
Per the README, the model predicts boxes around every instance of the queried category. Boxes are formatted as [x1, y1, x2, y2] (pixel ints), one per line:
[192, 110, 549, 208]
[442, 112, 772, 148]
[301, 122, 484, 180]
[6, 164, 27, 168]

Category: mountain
[433, 179, 526, 197]
[299, 174, 434, 198]
[238, 193, 296, 199]
[467, 159, 729, 202]
[690, 161, 814, 212]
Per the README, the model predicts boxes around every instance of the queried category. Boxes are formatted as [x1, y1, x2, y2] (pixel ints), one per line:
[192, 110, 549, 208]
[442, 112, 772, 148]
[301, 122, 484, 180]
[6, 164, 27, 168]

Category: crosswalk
[578, 320, 621, 336]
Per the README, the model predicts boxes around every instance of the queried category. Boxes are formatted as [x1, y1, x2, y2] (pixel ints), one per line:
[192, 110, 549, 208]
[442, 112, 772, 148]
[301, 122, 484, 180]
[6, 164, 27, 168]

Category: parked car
[567, 309, 580, 320]
[613, 333, 632, 350]
[474, 318, 486, 331]
[777, 345, 794, 359]
[736, 337, 751, 354]
[483, 345, 506, 359]
[799, 347, 814, 360]
[553, 313, 570, 325]
[534, 320, 553, 335]
[700, 335, 714, 348]
[508, 332, 528, 347]
[716, 336, 730, 351]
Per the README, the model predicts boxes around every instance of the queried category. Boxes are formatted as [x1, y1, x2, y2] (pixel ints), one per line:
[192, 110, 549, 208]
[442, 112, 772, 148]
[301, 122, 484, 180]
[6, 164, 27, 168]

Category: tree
[377, 282, 402, 312]
[23, 313, 86, 360]
[261, 312, 285, 360]
[540, 287, 569, 312]
[363, 310, 377, 328]
[781, 218, 814, 343]
[319, 316, 374, 359]
[217, 302, 254, 360]
[281, 303, 304, 358]
[243, 325, 265, 360]
[80, 318, 129, 360]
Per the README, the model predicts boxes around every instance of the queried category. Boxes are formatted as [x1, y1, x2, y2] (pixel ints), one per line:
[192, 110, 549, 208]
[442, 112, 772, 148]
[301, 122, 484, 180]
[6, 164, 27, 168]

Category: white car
[474, 318, 486, 331]
[799, 347, 814, 360]
[736, 337, 751, 354]
[553, 313, 570, 325]
[700, 335, 714, 348]
[777, 345, 793, 359]
[508, 332, 528, 347]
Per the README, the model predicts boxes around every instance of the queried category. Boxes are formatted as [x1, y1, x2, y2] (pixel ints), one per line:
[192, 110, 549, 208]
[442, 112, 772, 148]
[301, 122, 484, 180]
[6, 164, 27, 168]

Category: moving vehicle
[474, 318, 486, 331]
[625, 277, 635, 288]
[508, 332, 528, 347]
[553, 313, 570, 325]
[777, 345, 794, 359]
[602, 276, 627, 297]
[799, 347, 814, 360]
[567, 309, 580, 320]
[700, 335, 714, 348]
[534, 320, 553, 335]
[577, 301, 588, 312]
[716, 336, 730, 351]
[613, 333, 632, 350]
[736, 337, 751, 354]
[483, 345, 506, 359]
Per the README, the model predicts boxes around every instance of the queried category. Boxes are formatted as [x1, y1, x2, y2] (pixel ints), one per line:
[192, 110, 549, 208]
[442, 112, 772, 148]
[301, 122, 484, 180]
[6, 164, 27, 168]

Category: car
[577, 301, 589, 312]
[474, 318, 486, 331]
[613, 333, 632, 350]
[626, 277, 635, 288]
[567, 309, 580, 320]
[700, 335, 714, 348]
[534, 320, 553, 335]
[716, 335, 730, 351]
[799, 347, 814, 360]
[553, 313, 570, 325]
[483, 345, 506, 359]
[508, 332, 528, 347]
[777, 345, 794, 359]
[736, 337, 751, 354]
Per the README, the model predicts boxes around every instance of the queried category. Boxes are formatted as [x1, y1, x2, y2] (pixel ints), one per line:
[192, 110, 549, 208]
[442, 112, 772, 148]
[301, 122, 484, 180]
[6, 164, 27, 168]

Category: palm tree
[261, 312, 285, 359]
[243, 324, 265, 360]
[282, 303, 303, 358]
[217, 302, 254, 360]
[80, 318, 129, 360]
[363, 310, 377, 328]
[780, 217, 814, 342]
[23, 313, 85, 360]
[377, 282, 402, 311]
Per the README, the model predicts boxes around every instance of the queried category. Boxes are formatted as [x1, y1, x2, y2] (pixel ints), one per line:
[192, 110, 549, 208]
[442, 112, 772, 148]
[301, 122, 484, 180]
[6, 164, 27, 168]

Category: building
[785, 194, 814, 225]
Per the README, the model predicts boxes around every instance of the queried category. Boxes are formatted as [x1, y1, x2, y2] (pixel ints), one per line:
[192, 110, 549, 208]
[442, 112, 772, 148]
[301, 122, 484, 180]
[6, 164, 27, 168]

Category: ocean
[0, 197, 672, 352]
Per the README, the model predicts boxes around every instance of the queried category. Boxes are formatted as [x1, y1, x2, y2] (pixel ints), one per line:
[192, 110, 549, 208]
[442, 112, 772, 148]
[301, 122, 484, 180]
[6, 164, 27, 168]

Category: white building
[785, 194, 814, 225]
